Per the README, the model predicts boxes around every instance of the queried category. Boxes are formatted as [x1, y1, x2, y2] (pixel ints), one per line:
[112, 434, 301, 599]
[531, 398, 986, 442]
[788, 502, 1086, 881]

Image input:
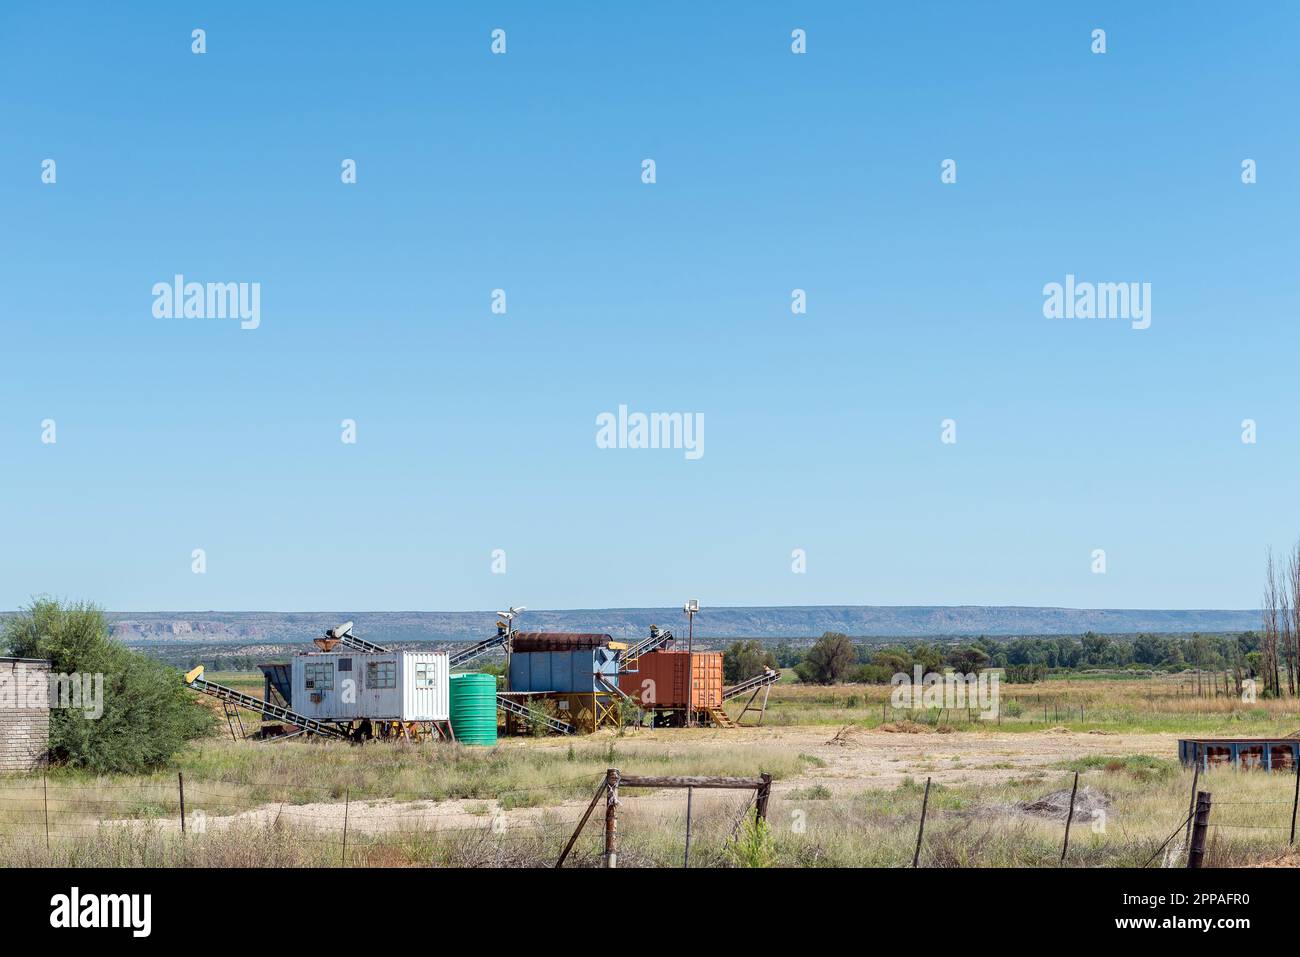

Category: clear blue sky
[1, 2, 1296, 612]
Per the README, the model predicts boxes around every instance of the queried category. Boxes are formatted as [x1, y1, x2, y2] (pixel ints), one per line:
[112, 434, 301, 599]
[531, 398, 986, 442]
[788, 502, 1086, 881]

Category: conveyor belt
[184, 667, 347, 739]
[495, 693, 574, 734]
[722, 667, 781, 701]
[619, 628, 675, 671]
[335, 627, 508, 668]
[449, 632, 508, 667]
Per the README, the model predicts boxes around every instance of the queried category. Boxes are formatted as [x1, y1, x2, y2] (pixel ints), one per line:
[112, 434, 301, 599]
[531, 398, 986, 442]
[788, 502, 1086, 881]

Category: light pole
[497, 605, 525, 690]
[683, 599, 699, 726]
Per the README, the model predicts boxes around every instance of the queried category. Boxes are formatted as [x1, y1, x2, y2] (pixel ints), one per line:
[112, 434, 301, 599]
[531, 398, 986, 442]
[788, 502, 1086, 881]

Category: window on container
[1270, 744, 1295, 771]
[367, 661, 396, 689]
[416, 662, 438, 688]
[304, 662, 334, 691]
[1205, 745, 1233, 766]
[338, 658, 352, 672]
[1239, 745, 1266, 770]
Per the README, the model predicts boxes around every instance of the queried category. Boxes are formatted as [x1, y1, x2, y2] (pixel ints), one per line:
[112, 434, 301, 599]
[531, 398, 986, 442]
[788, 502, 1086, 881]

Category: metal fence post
[341, 788, 350, 867]
[683, 786, 693, 868]
[1184, 745, 1201, 849]
[42, 766, 50, 852]
[912, 777, 931, 868]
[1061, 771, 1079, 863]
[178, 771, 186, 835]
[1291, 758, 1299, 845]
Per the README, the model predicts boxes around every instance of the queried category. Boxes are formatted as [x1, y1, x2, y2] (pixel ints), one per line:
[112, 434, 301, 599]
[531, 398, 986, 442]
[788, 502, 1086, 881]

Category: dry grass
[742, 676, 1300, 736]
[5, 674, 1300, 867]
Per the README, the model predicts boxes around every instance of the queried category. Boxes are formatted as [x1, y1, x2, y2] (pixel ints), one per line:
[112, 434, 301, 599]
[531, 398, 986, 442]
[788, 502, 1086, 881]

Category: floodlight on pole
[683, 599, 700, 726]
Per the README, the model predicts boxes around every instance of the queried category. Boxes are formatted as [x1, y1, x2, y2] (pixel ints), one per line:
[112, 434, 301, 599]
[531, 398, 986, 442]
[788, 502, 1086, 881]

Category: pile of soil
[878, 720, 930, 734]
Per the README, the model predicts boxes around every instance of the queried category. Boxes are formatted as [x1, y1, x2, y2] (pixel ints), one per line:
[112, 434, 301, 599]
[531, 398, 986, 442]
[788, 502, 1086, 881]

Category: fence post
[912, 777, 931, 868]
[341, 788, 350, 867]
[683, 786, 693, 868]
[1183, 746, 1201, 849]
[178, 771, 186, 835]
[603, 768, 620, 868]
[1291, 758, 1299, 845]
[1187, 791, 1212, 869]
[1060, 771, 1079, 863]
[756, 772, 772, 823]
[556, 777, 610, 868]
[42, 766, 50, 852]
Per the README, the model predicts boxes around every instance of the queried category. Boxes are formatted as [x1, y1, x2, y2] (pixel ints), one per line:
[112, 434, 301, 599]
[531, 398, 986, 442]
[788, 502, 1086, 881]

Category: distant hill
[89, 606, 1262, 645]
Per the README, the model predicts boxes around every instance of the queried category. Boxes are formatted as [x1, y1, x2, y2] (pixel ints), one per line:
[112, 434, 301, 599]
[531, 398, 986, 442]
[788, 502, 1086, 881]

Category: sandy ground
[109, 727, 1178, 836]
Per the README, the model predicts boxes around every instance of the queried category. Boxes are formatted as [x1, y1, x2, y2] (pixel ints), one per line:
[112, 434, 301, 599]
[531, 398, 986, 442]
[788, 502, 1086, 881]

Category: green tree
[723, 640, 777, 684]
[2, 599, 213, 772]
[794, 632, 857, 685]
[946, 646, 990, 675]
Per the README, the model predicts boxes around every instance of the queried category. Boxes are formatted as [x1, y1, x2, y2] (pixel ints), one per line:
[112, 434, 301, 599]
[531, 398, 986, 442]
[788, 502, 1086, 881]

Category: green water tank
[449, 673, 498, 745]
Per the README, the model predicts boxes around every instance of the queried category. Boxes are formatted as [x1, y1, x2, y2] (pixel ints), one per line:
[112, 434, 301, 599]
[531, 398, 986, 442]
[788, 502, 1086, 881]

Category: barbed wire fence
[5, 760, 1300, 868]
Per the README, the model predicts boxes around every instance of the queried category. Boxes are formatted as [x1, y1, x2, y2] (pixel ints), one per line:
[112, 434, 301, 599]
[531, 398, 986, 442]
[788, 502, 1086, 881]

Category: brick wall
[0, 659, 51, 772]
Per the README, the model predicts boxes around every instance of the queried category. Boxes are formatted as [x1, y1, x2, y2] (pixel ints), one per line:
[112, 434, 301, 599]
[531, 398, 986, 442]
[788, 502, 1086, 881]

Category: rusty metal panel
[620, 651, 723, 709]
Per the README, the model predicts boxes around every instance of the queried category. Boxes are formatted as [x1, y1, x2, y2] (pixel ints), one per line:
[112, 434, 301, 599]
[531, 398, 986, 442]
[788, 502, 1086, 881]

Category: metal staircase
[184, 666, 347, 739]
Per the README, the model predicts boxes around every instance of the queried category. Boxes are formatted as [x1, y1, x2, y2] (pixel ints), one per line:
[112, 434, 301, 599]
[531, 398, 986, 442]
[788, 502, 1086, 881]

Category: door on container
[407, 656, 447, 721]
[363, 658, 398, 718]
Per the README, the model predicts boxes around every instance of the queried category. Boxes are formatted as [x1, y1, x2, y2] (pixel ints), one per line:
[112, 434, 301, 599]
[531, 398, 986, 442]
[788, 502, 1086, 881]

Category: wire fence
[7, 761, 1298, 868]
[0, 772, 611, 865]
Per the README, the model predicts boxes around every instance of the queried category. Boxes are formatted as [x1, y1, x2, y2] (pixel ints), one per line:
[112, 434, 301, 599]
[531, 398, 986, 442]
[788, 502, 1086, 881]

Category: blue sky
[1, 2, 1296, 612]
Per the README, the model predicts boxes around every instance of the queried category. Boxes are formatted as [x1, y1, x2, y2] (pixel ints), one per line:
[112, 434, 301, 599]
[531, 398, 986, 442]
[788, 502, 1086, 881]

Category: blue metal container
[509, 648, 619, 693]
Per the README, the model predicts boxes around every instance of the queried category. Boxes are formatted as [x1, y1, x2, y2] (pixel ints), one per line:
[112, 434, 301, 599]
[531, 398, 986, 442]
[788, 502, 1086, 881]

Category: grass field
[2, 675, 1297, 867]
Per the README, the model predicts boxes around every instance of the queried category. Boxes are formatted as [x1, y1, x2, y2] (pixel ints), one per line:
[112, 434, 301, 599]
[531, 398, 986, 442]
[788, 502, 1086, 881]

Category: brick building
[0, 658, 51, 771]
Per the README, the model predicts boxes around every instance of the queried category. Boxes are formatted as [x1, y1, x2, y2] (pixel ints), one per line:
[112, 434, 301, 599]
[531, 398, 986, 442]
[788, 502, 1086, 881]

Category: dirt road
[110, 728, 1177, 836]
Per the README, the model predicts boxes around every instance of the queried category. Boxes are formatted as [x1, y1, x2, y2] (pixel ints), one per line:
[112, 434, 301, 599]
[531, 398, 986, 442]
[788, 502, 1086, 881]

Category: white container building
[290, 650, 449, 722]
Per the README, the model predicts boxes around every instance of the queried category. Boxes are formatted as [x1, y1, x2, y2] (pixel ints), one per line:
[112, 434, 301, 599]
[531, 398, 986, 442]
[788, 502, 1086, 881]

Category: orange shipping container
[620, 650, 723, 710]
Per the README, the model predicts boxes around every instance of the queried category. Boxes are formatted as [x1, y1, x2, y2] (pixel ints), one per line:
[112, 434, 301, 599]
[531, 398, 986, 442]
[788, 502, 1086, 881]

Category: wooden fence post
[912, 777, 931, 868]
[603, 768, 620, 868]
[1060, 771, 1079, 863]
[1187, 791, 1212, 869]
[556, 777, 610, 868]
[756, 772, 772, 823]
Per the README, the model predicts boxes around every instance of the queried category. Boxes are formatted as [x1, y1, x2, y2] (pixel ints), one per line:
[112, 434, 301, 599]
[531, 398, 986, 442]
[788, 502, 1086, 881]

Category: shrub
[1, 599, 213, 772]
